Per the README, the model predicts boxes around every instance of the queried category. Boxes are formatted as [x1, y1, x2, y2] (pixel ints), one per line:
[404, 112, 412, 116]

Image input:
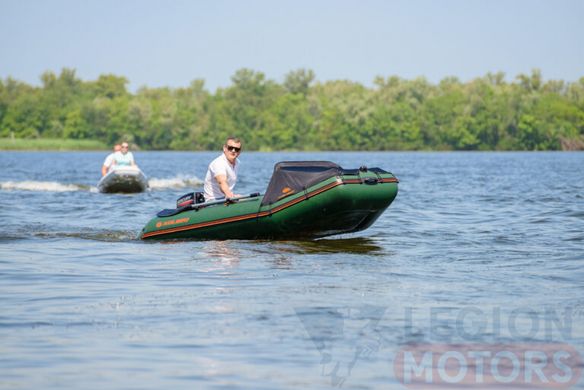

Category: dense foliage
[1, 68, 583, 150]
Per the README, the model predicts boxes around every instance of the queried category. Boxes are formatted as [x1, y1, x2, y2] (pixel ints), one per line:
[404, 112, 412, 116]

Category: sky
[1, 0, 583, 92]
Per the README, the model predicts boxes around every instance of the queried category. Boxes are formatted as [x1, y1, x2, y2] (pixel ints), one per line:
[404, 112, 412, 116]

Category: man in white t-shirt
[101, 144, 121, 176]
[203, 137, 242, 201]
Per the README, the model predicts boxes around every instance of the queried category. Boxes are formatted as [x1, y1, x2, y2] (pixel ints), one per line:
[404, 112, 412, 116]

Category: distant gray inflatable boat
[98, 166, 149, 193]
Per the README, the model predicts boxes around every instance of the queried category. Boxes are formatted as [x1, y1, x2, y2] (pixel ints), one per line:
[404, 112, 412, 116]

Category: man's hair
[225, 136, 242, 146]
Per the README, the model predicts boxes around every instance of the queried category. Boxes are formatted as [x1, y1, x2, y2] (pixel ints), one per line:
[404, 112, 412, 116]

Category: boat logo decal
[277, 186, 295, 199]
[156, 217, 190, 228]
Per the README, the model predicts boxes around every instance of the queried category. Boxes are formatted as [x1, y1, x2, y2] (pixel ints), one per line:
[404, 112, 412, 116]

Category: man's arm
[215, 174, 234, 198]
[101, 165, 108, 177]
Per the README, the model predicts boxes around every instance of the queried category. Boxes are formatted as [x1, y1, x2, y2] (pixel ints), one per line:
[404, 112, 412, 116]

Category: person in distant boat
[113, 142, 138, 168]
[101, 144, 121, 176]
[203, 136, 242, 201]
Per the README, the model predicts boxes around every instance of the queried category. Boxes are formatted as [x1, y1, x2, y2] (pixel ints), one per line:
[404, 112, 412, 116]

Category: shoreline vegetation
[1, 68, 583, 151]
[1, 138, 583, 152]
[0, 137, 107, 151]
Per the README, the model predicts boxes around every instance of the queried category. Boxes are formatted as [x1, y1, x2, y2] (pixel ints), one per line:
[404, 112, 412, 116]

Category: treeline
[1, 68, 583, 150]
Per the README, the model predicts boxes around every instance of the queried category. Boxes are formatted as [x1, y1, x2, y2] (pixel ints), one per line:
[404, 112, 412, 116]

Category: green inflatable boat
[139, 161, 398, 240]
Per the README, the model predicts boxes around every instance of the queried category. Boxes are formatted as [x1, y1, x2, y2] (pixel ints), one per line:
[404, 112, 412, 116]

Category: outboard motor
[176, 192, 205, 208]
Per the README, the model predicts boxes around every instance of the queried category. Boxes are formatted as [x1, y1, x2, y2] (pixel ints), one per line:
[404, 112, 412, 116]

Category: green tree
[284, 68, 315, 96]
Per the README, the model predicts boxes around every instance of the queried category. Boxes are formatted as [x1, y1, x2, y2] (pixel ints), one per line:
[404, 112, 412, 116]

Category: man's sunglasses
[226, 145, 241, 153]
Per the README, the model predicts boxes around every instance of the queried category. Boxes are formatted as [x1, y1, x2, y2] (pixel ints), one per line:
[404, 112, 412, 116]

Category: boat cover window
[261, 161, 342, 205]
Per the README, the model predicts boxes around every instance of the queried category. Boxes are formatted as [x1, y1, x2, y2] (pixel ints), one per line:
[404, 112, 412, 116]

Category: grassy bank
[0, 138, 108, 151]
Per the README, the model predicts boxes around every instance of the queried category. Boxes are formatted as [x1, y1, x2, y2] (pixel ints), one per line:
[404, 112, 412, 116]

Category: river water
[0, 151, 583, 389]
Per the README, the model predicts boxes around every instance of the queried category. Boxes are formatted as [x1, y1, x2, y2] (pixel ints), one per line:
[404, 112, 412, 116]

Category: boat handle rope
[373, 170, 382, 183]
[358, 166, 382, 185]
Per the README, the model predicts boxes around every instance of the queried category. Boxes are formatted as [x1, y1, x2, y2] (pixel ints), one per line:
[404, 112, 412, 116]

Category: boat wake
[32, 230, 139, 242]
[0, 175, 203, 192]
[148, 175, 203, 190]
[0, 226, 139, 242]
[0, 180, 92, 192]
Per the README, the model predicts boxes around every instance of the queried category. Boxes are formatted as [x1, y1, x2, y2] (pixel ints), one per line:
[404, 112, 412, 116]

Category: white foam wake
[0, 181, 89, 192]
[148, 175, 203, 190]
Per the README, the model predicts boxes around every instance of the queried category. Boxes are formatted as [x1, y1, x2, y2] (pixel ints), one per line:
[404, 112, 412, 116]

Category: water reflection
[200, 240, 241, 268]
[270, 237, 385, 255]
[268, 253, 293, 269]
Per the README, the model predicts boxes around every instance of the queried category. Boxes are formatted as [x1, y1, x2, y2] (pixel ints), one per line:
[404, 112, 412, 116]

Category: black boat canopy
[261, 161, 391, 205]
[261, 161, 343, 205]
